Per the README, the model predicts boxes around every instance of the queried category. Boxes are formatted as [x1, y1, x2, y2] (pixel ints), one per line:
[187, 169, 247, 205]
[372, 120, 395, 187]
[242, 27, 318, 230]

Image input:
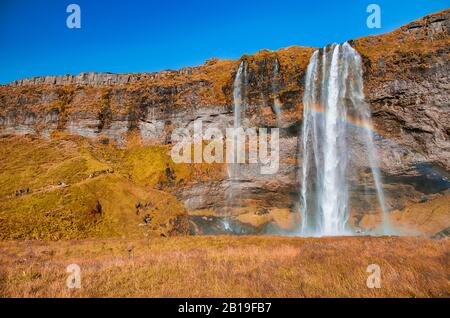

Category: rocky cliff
[0, 9, 449, 238]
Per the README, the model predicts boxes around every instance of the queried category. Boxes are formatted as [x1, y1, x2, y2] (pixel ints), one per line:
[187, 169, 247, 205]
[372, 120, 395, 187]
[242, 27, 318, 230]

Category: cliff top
[4, 8, 448, 88]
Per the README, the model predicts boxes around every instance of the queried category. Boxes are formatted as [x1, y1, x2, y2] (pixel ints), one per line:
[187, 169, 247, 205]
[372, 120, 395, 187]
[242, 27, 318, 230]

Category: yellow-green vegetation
[0, 236, 448, 297]
[0, 134, 190, 240]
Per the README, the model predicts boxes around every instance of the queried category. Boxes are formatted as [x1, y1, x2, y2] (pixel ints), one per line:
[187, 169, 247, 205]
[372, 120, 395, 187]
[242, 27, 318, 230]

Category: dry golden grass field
[0, 236, 448, 298]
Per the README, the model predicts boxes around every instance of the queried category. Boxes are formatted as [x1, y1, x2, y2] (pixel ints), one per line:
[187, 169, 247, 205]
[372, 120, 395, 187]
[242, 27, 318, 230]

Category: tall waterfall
[227, 61, 247, 180]
[233, 61, 247, 131]
[224, 61, 248, 230]
[300, 42, 388, 236]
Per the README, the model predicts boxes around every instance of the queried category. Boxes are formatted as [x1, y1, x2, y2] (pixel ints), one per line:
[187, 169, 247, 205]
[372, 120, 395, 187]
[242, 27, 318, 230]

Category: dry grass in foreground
[0, 236, 448, 298]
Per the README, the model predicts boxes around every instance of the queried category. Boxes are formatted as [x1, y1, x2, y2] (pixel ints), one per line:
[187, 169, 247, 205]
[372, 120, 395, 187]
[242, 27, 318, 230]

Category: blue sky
[0, 0, 448, 84]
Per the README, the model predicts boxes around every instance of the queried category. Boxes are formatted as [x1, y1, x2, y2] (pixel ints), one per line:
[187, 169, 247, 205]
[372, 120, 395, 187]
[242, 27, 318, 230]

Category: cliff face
[354, 10, 450, 172]
[351, 10, 450, 232]
[0, 46, 314, 144]
[0, 9, 449, 237]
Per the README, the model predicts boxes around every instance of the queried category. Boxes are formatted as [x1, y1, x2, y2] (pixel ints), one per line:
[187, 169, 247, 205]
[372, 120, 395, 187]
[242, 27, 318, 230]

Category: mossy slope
[0, 135, 189, 240]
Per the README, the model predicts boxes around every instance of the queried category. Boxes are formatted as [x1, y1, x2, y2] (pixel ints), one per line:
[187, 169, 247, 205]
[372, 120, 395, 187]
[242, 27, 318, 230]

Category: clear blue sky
[0, 0, 448, 84]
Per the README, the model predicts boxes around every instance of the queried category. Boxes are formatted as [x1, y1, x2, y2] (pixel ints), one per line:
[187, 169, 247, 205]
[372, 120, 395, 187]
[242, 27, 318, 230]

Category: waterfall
[272, 58, 282, 125]
[300, 42, 389, 236]
[227, 61, 247, 179]
[233, 61, 247, 131]
[224, 61, 248, 231]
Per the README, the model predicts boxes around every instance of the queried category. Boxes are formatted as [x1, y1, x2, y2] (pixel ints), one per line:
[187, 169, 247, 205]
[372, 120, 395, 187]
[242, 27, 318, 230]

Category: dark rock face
[354, 10, 450, 172]
[431, 226, 450, 240]
[0, 10, 449, 235]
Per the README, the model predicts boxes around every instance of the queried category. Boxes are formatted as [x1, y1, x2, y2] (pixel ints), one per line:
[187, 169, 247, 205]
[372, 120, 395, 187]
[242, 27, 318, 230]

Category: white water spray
[224, 61, 248, 231]
[300, 42, 389, 236]
[227, 61, 247, 179]
[233, 61, 247, 130]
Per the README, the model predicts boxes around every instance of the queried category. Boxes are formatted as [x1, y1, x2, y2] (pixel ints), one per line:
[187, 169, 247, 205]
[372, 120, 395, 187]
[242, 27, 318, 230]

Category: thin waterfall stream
[224, 61, 248, 231]
[272, 58, 282, 125]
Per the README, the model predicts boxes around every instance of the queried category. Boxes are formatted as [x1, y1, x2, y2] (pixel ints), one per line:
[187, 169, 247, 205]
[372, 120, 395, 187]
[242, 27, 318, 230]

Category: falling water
[233, 61, 247, 130]
[224, 61, 248, 231]
[300, 42, 389, 236]
[272, 58, 282, 125]
[227, 61, 247, 179]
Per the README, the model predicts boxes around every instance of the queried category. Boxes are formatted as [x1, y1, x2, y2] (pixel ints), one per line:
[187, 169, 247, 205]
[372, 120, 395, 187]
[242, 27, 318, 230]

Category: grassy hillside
[0, 134, 191, 239]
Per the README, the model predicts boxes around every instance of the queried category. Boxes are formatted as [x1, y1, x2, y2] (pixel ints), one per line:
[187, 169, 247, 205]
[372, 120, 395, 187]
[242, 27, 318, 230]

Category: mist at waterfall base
[299, 42, 396, 237]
